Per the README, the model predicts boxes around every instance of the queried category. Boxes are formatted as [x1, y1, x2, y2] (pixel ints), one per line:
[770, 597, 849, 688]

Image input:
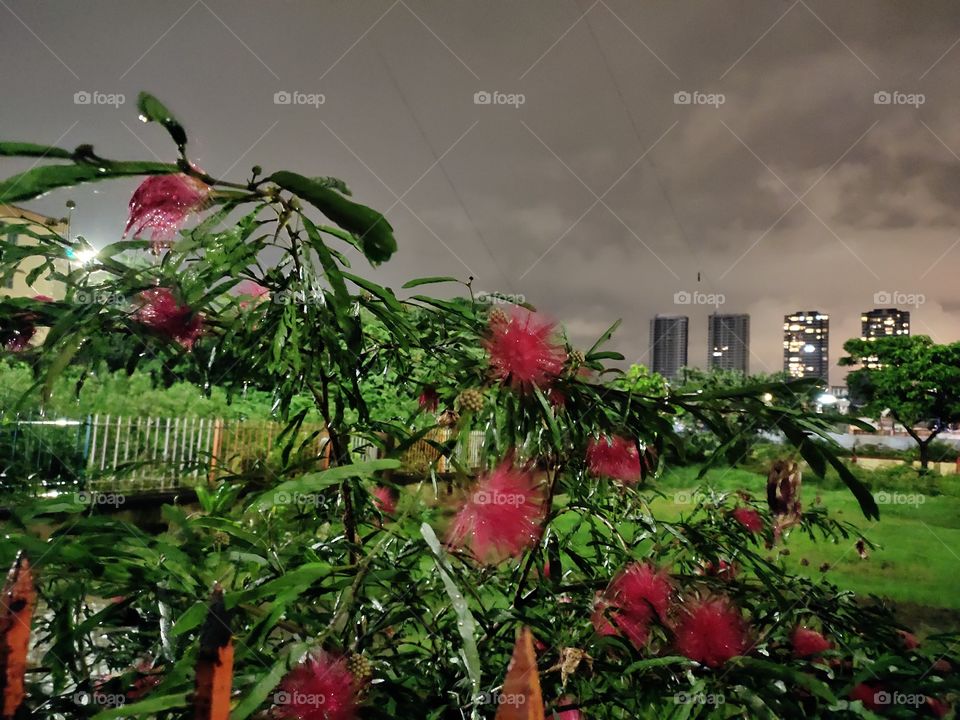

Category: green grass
[652, 464, 960, 618]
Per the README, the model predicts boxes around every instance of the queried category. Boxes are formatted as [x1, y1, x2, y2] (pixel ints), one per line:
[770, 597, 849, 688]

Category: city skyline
[642, 305, 922, 384]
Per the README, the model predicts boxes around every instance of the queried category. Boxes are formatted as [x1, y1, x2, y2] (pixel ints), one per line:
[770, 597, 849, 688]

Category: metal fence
[0, 414, 485, 496]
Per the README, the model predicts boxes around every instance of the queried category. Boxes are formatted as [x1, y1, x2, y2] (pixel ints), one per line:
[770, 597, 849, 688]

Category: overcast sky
[3, 0, 960, 384]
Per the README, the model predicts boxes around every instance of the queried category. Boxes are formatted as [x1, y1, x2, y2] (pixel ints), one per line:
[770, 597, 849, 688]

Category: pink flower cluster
[446, 459, 544, 564]
[124, 174, 209, 251]
[592, 562, 672, 649]
[134, 288, 204, 350]
[586, 435, 642, 485]
[276, 652, 359, 720]
[483, 306, 566, 392]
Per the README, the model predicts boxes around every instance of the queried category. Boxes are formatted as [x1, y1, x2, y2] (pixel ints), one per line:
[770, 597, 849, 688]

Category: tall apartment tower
[783, 311, 829, 381]
[861, 308, 910, 340]
[650, 315, 689, 381]
[860, 307, 910, 369]
[707, 313, 750, 374]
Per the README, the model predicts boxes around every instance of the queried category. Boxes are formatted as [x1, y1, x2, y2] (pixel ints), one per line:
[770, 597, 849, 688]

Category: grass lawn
[651, 464, 960, 632]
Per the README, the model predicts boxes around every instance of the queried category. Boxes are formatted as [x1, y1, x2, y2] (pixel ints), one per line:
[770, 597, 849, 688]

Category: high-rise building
[860, 307, 910, 369]
[861, 308, 910, 339]
[650, 315, 688, 381]
[783, 311, 829, 381]
[708, 313, 750, 374]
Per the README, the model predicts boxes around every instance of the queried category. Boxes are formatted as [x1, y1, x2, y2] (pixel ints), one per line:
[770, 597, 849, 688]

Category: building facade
[861, 307, 910, 340]
[783, 310, 829, 381]
[707, 313, 750, 374]
[650, 314, 688, 381]
[860, 307, 910, 369]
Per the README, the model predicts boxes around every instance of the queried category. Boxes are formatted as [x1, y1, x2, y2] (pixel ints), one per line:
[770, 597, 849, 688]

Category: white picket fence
[81, 415, 482, 493]
[85, 415, 218, 492]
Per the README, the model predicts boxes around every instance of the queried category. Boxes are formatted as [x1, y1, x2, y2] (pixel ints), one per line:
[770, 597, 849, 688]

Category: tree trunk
[919, 439, 930, 470]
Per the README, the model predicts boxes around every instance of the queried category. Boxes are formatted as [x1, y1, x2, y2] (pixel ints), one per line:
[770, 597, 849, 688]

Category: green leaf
[586, 350, 625, 361]
[533, 386, 563, 450]
[732, 657, 838, 704]
[170, 601, 207, 637]
[91, 692, 189, 718]
[586, 319, 622, 355]
[230, 641, 310, 720]
[251, 459, 400, 509]
[269, 170, 396, 264]
[0, 142, 73, 159]
[421, 523, 481, 697]
[309, 175, 352, 195]
[0, 161, 177, 203]
[402, 276, 459, 289]
[136, 92, 188, 151]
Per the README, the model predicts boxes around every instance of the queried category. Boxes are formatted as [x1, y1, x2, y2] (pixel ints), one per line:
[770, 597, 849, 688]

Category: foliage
[0, 94, 949, 719]
[842, 335, 960, 468]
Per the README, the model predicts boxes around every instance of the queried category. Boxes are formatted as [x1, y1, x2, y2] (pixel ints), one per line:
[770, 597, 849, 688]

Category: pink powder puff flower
[275, 652, 359, 720]
[732, 506, 763, 534]
[3, 321, 36, 352]
[926, 697, 950, 718]
[447, 459, 544, 564]
[791, 626, 832, 657]
[897, 629, 920, 650]
[418, 386, 439, 412]
[3, 295, 52, 352]
[586, 435, 642, 485]
[698, 559, 738, 581]
[592, 562, 672, 649]
[483, 306, 566, 392]
[554, 696, 583, 719]
[134, 287, 204, 350]
[849, 683, 884, 712]
[673, 597, 750, 668]
[371, 486, 397, 515]
[124, 174, 209, 251]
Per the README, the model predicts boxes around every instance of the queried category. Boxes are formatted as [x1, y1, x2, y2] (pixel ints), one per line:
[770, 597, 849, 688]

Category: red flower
[134, 288, 204, 350]
[371, 486, 396, 515]
[483, 306, 566, 392]
[673, 597, 749, 668]
[699, 559, 738, 581]
[849, 683, 884, 711]
[926, 697, 950, 718]
[2, 296, 51, 352]
[447, 459, 544, 564]
[124, 174, 209, 251]
[898, 629, 920, 650]
[418, 386, 439, 412]
[732, 507, 763, 534]
[276, 652, 359, 720]
[3, 321, 35, 352]
[554, 696, 582, 719]
[791, 626, 832, 657]
[592, 562, 672, 649]
[586, 435, 642, 485]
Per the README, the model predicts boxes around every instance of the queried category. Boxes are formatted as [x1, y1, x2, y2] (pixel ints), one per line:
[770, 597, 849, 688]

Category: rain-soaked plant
[0, 94, 954, 719]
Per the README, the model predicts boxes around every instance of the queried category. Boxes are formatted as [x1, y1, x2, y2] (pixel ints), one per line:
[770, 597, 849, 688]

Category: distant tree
[841, 335, 960, 469]
[614, 363, 668, 396]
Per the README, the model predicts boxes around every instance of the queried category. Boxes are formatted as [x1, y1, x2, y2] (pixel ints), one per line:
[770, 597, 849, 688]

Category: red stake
[0, 553, 35, 720]
[495, 627, 545, 720]
[193, 585, 233, 720]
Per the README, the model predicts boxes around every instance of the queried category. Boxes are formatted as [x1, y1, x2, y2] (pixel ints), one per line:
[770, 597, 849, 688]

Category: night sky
[3, 1, 960, 384]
